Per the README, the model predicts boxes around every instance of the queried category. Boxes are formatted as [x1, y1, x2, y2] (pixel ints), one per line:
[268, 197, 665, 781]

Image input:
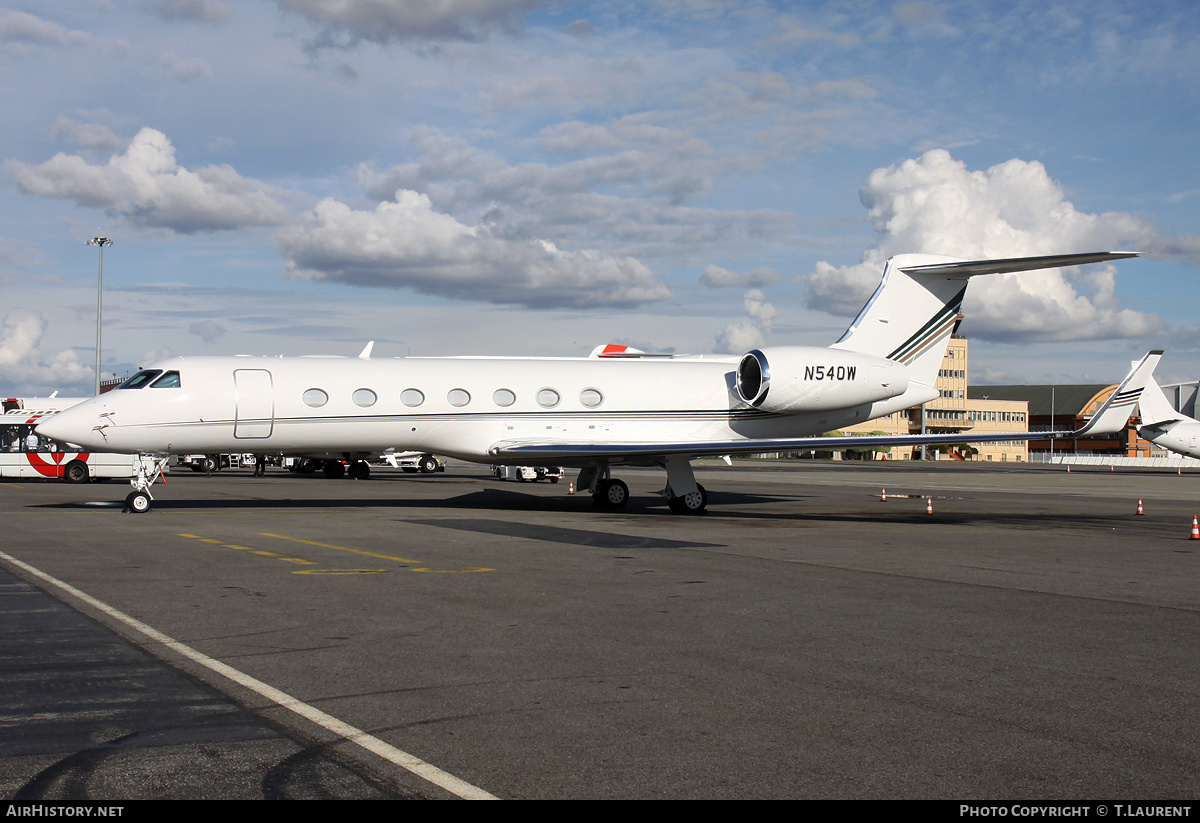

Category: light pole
[85, 236, 113, 396]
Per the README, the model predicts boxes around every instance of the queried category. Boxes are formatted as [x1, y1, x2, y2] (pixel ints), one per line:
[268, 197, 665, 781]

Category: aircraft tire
[668, 483, 707, 514]
[323, 460, 346, 479]
[64, 461, 89, 484]
[593, 478, 629, 509]
[419, 455, 438, 473]
[298, 458, 318, 473]
[202, 455, 219, 473]
[125, 491, 151, 514]
[350, 461, 371, 480]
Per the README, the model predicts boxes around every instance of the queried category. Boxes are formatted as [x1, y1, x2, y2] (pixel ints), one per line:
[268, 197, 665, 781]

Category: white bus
[0, 402, 158, 483]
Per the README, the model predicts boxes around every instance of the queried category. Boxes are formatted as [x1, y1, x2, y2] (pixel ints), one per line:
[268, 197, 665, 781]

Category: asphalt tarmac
[2, 459, 1198, 800]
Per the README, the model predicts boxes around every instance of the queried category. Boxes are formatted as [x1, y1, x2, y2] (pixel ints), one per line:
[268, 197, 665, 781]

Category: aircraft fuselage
[40, 351, 927, 466]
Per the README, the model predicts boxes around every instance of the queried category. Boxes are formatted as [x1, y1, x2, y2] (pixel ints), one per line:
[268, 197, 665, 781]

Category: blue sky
[1, 0, 1198, 394]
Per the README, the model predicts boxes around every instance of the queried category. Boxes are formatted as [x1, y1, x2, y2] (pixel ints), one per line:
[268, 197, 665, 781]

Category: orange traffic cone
[881, 488, 887, 502]
[1067, 465, 1071, 472]
[1111, 465, 1115, 472]
[1190, 516, 1200, 540]
[925, 497, 933, 514]
[568, 482, 574, 494]
[1136, 498, 1145, 516]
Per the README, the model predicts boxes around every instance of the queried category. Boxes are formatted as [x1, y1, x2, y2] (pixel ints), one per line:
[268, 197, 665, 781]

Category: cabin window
[579, 388, 603, 408]
[493, 389, 516, 407]
[302, 388, 328, 408]
[401, 389, 424, 407]
[149, 371, 181, 388]
[448, 389, 471, 407]
[117, 370, 162, 390]
[352, 388, 377, 407]
[537, 388, 560, 408]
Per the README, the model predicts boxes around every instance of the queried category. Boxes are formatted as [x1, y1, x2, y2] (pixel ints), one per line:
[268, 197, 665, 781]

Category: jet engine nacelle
[736, 346, 910, 412]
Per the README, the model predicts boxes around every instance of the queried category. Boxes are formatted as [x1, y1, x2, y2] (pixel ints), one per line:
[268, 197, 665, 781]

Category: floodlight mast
[85, 236, 113, 397]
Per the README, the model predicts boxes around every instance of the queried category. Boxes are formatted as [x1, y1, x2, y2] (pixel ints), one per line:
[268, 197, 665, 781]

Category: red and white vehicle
[0, 399, 158, 483]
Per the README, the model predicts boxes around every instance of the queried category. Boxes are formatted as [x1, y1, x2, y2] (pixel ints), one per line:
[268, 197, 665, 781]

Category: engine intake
[735, 347, 909, 413]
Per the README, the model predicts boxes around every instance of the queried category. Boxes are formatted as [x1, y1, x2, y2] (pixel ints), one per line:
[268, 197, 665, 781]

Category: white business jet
[1136, 374, 1200, 459]
[38, 251, 1149, 514]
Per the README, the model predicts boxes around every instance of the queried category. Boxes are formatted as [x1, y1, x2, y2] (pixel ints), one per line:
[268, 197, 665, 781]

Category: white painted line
[0, 549, 498, 801]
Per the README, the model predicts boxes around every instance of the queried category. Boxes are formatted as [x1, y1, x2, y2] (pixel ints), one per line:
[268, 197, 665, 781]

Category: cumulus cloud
[715, 289, 777, 354]
[276, 190, 671, 309]
[188, 319, 225, 344]
[274, 0, 544, 45]
[700, 265, 780, 288]
[0, 310, 92, 393]
[7, 127, 291, 233]
[357, 130, 793, 264]
[802, 149, 1166, 342]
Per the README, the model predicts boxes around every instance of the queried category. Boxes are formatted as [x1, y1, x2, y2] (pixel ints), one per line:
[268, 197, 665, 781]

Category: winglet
[1070, 350, 1162, 437]
[358, 341, 374, 360]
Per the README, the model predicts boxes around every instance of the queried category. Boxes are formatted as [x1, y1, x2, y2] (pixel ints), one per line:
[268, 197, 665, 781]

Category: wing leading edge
[489, 350, 1162, 462]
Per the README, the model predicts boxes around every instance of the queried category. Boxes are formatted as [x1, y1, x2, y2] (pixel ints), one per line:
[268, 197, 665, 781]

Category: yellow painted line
[250, 551, 281, 557]
[280, 558, 317, 565]
[260, 533, 421, 564]
[223, 545, 257, 551]
[409, 567, 495, 573]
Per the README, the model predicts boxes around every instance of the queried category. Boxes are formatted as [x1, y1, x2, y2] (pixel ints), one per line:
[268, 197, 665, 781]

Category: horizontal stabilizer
[899, 251, 1138, 279]
[1070, 350, 1162, 437]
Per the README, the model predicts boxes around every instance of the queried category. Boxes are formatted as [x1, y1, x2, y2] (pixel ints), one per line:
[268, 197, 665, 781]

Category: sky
[1, 0, 1198, 395]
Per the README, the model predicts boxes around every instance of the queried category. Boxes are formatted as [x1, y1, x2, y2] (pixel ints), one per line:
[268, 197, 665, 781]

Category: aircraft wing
[488, 430, 1053, 462]
[491, 350, 1162, 462]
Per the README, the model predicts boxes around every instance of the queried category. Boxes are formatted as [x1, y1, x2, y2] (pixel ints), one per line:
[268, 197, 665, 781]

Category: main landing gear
[578, 455, 708, 514]
[124, 455, 169, 514]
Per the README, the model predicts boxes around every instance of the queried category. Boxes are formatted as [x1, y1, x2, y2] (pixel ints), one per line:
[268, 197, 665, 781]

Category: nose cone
[36, 401, 108, 450]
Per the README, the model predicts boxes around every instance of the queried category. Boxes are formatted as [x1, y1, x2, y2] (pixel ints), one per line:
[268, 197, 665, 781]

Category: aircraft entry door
[234, 369, 274, 439]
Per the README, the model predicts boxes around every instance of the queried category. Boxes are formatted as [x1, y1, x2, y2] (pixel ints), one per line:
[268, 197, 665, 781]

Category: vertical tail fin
[831, 251, 1139, 388]
[1137, 375, 1186, 428]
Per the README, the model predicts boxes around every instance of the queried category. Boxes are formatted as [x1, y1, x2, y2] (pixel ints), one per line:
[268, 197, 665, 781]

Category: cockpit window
[150, 371, 181, 388]
[117, 370, 163, 390]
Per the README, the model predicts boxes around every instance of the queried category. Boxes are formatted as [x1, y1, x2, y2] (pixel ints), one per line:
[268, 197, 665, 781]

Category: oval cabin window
[537, 388, 560, 408]
[303, 388, 328, 408]
[493, 389, 516, 407]
[352, 388, 377, 407]
[580, 388, 603, 408]
[401, 389, 424, 407]
[448, 389, 471, 407]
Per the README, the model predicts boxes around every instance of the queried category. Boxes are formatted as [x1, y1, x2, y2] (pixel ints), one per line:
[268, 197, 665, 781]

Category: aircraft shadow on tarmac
[37, 487, 1183, 537]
